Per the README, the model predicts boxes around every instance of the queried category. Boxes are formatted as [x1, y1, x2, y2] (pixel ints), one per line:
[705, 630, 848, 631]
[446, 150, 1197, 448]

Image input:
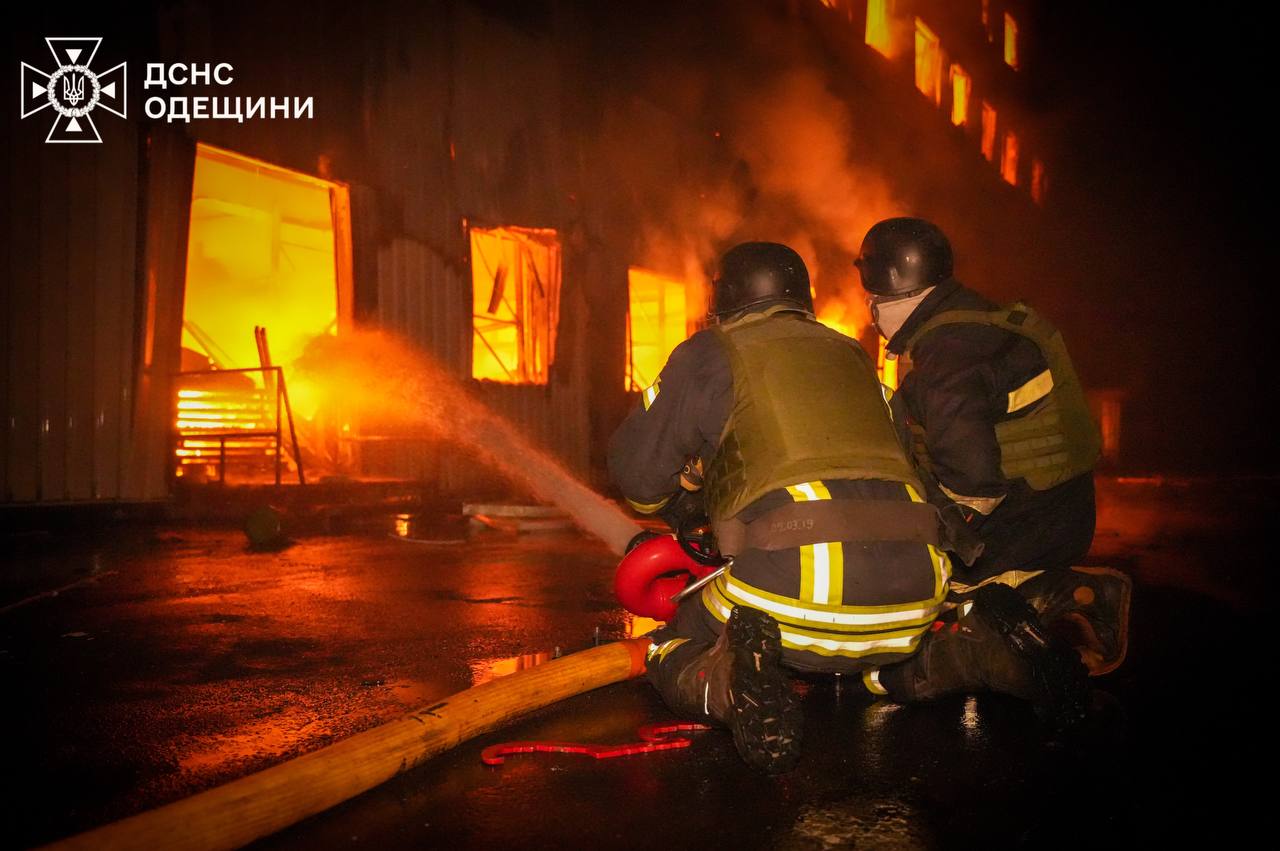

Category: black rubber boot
[646, 606, 802, 774]
[724, 606, 803, 774]
[878, 583, 1091, 730]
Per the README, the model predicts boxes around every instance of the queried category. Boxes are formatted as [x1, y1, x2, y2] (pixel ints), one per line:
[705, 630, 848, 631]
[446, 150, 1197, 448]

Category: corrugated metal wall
[3, 118, 194, 505]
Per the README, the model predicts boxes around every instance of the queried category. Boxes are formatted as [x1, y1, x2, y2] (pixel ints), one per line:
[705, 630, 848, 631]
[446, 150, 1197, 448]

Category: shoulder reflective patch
[642, 378, 662, 410]
[1007, 368, 1054, 413]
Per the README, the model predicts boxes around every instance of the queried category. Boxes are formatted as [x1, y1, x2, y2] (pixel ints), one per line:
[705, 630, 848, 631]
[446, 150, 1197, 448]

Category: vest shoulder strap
[902, 301, 1053, 354]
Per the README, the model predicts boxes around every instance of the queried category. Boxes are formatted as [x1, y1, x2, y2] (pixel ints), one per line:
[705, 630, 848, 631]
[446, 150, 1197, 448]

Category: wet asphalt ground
[1, 477, 1268, 849]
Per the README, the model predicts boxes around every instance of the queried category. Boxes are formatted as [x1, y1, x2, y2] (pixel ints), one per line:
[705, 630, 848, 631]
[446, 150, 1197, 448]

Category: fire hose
[43, 638, 651, 851]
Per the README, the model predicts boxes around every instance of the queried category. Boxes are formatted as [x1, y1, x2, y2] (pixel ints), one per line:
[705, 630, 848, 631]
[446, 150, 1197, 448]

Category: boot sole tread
[726, 607, 802, 774]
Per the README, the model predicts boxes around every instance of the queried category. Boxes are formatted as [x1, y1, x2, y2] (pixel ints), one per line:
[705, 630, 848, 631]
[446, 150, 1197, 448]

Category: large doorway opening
[175, 143, 352, 484]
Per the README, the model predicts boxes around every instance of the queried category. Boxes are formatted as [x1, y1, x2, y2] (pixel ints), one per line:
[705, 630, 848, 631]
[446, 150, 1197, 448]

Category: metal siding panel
[93, 126, 139, 501]
[38, 147, 70, 501]
[66, 151, 99, 500]
[124, 127, 194, 501]
[5, 124, 42, 502]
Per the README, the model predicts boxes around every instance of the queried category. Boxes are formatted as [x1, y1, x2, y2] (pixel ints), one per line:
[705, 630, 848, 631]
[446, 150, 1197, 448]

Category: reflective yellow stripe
[949, 568, 1044, 595]
[642, 378, 662, 410]
[785, 480, 842, 605]
[626, 495, 671, 515]
[646, 637, 690, 663]
[1007, 368, 1054, 413]
[906, 483, 952, 598]
[701, 593, 927, 658]
[708, 573, 943, 631]
[863, 669, 889, 695]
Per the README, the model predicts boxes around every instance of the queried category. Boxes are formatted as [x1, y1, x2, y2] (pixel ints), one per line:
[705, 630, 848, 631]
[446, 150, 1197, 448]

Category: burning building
[3, 0, 1080, 507]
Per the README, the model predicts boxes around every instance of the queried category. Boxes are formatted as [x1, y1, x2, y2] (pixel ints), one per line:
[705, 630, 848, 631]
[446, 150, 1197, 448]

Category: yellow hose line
[45, 638, 651, 851]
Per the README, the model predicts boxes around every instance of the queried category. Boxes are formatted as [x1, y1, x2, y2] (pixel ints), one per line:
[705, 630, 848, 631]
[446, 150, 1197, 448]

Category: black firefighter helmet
[710, 241, 814, 319]
[855, 217, 953, 297]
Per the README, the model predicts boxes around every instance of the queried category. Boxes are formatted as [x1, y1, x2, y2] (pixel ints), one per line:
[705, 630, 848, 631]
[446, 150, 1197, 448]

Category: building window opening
[470, 225, 562, 385]
[950, 64, 971, 126]
[1001, 131, 1019, 185]
[865, 0, 894, 57]
[914, 19, 943, 105]
[176, 143, 350, 484]
[1004, 13, 1019, 68]
[981, 101, 997, 161]
[626, 268, 694, 392]
[1031, 159, 1047, 205]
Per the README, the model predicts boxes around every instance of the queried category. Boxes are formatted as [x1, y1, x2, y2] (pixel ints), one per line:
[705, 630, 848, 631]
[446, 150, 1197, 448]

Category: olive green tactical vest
[703, 310, 922, 521]
[902, 302, 1102, 491]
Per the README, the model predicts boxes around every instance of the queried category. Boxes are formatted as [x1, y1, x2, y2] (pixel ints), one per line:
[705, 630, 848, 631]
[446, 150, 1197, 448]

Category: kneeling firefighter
[855, 216, 1131, 675]
[608, 242, 1090, 774]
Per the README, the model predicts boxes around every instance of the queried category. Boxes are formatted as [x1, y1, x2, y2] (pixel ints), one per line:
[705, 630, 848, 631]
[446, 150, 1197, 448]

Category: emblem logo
[20, 37, 127, 143]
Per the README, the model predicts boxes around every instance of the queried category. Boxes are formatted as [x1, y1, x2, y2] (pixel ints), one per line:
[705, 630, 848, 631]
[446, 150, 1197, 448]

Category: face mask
[872, 287, 935, 340]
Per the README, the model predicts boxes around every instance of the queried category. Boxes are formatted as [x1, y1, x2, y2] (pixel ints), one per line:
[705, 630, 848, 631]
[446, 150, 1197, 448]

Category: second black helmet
[711, 242, 814, 318]
[855, 217, 953, 297]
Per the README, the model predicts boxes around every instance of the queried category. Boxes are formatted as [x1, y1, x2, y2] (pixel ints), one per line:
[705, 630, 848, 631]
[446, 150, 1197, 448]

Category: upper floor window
[981, 102, 997, 161]
[914, 19, 943, 105]
[1004, 13, 1019, 68]
[470, 226, 562, 384]
[950, 65, 971, 126]
[1001, 131, 1019, 185]
[865, 0, 894, 57]
[1031, 159, 1047, 205]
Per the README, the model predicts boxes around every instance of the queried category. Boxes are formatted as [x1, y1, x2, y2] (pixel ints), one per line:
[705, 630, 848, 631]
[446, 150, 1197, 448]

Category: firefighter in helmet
[855, 216, 1131, 676]
[608, 242, 1090, 774]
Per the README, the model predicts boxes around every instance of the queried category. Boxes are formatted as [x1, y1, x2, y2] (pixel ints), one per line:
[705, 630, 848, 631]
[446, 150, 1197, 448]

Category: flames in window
[1031, 159, 1047, 205]
[865, 0, 894, 57]
[1001, 131, 1019, 186]
[626, 268, 693, 392]
[470, 226, 562, 385]
[176, 143, 347, 482]
[1003, 13, 1019, 69]
[981, 102, 997, 162]
[914, 19, 943, 105]
[950, 64, 971, 127]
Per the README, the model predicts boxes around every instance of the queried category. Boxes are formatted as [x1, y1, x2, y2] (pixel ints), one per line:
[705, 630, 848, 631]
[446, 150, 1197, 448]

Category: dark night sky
[1028, 3, 1269, 472]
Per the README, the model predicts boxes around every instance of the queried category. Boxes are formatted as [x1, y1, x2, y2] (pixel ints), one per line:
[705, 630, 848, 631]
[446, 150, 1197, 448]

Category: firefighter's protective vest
[903, 302, 1101, 491]
[704, 310, 923, 521]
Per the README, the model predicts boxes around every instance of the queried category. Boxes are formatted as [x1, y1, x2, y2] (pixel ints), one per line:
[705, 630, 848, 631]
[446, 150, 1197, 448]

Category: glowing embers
[470, 226, 562, 384]
[981, 101, 997, 162]
[865, 0, 894, 57]
[914, 19, 943, 105]
[626, 268, 693, 392]
[1004, 13, 1020, 69]
[950, 65, 971, 127]
[1001, 131, 1019, 186]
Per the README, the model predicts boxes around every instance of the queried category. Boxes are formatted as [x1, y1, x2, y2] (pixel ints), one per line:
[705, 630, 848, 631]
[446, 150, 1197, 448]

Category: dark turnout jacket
[887, 279, 1096, 582]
